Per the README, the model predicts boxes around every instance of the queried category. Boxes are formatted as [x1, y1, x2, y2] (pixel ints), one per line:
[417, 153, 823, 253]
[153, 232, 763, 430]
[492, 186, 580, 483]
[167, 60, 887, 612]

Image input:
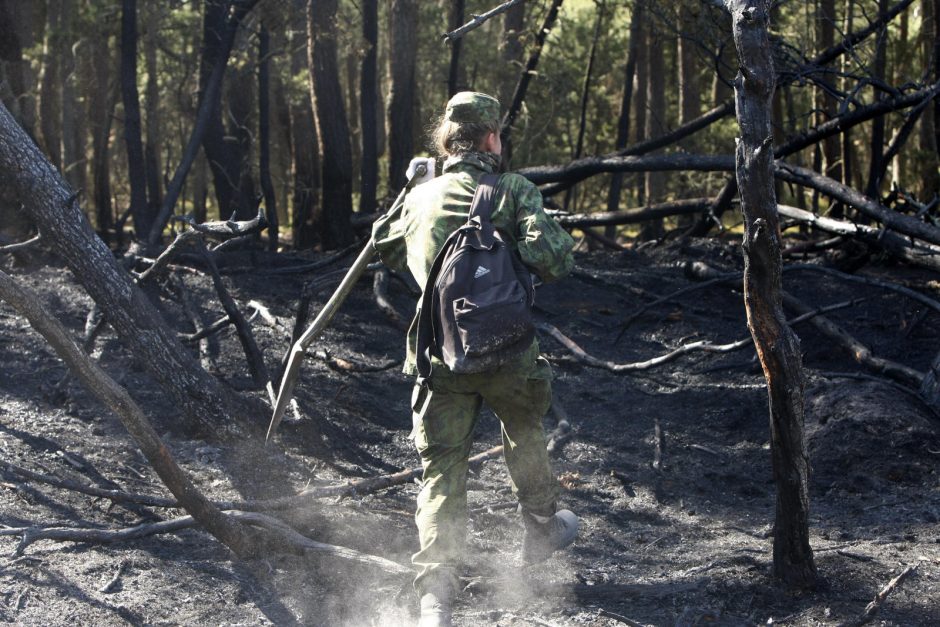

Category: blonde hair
[429, 116, 500, 157]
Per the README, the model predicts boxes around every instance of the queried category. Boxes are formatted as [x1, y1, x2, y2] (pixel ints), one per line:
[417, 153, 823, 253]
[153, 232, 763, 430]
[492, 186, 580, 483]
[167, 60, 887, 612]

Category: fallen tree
[0, 101, 264, 438]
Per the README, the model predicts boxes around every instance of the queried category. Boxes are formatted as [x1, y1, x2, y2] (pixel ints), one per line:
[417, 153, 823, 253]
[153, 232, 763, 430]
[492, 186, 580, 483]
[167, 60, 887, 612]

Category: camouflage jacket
[372, 151, 575, 374]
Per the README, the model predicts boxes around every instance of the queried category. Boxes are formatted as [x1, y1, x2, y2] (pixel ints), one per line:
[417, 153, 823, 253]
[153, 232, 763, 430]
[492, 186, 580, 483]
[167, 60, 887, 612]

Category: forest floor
[0, 235, 938, 626]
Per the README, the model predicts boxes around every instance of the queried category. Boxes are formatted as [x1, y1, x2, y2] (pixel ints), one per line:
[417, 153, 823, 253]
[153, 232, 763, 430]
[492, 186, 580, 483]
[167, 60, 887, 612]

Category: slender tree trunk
[0, 101, 263, 439]
[289, 9, 318, 249]
[144, 6, 163, 214]
[121, 0, 153, 238]
[727, 0, 816, 590]
[259, 22, 278, 251]
[565, 2, 604, 214]
[359, 0, 379, 214]
[38, 0, 63, 169]
[633, 2, 648, 206]
[387, 0, 418, 192]
[642, 14, 666, 238]
[919, 0, 940, 195]
[199, 0, 243, 220]
[498, 0, 526, 108]
[606, 0, 643, 227]
[226, 61, 258, 222]
[501, 0, 564, 147]
[677, 2, 700, 129]
[448, 0, 466, 96]
[308, 0, 354, 248]
[60, 0, 83, 194]
[89, 25, 116, 243]
[865, 0, 890, 199]
[0, 0, 37, 135]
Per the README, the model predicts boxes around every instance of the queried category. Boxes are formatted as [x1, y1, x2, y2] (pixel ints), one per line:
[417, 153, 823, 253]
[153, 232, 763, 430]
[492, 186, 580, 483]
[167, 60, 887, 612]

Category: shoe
[522, 509, 579, 564]
[417, 590, 453, 627]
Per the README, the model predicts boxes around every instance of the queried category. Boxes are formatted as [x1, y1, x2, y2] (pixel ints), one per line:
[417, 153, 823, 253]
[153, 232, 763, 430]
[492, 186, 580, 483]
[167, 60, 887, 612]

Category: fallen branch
[179, 314, 231, 344]
[3, 445, 507, 512]
[198, 238, 272, 392]
[775, 162, 940, 247]
[8, 510, 410, 575]
[781, 291, 924, 387]
[0, 234, 42, 254]
[544, 300, 859, 374]
[442, 0, 523, 42]
[784, 262, 940, 316]
[598, 609, 648, 627]
[0, 269, 257, 557]
[839, 564, 918, 627]
[776, 205, 940, 273]
[311, 349, 401, 373]
[618, 268, 741, 334]
[553, 198, 711, 228]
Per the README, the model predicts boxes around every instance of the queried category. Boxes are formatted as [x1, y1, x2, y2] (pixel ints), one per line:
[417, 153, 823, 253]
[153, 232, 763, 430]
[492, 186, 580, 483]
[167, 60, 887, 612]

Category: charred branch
[442, 0, 524, 42]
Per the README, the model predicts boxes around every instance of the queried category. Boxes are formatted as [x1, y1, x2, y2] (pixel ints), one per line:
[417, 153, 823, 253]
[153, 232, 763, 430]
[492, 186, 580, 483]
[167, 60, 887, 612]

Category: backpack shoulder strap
[468, 173, 501, 223]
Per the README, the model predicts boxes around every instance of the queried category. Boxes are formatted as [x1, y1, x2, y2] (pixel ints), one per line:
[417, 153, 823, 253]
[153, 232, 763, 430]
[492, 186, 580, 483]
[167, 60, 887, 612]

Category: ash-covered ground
[1, 237, 938, 626]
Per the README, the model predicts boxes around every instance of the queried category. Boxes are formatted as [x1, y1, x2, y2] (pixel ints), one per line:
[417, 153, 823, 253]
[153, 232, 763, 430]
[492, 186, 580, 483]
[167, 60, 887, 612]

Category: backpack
[416, 173, 535, 381]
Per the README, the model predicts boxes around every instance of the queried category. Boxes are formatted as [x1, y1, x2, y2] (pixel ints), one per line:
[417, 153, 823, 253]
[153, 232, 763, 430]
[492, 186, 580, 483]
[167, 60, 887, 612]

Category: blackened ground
[0, 237, 938, 626]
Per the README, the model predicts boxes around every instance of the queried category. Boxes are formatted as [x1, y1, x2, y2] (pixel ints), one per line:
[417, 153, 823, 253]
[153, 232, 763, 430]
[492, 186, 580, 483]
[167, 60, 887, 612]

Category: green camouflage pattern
[443, 91, 500, 125]
[410, 341, 557, 594]
[372, 151, 576, 374]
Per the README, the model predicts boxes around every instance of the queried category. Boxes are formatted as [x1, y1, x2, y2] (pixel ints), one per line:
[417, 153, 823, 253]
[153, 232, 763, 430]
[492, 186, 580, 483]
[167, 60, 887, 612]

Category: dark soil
[1, 237, 938, 626]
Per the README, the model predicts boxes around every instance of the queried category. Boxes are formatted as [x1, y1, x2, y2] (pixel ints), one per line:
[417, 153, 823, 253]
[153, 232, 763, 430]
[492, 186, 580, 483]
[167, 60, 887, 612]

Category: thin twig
[0, 234, 42, 254]
[442, 0, 524, 42]
[839, 564, 918, 627]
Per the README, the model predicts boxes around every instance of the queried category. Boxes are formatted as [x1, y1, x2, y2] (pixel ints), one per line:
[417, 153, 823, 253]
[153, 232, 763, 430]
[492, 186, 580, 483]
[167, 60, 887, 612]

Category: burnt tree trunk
[89, 25, 116, 243]
[143, 7, 163, 215]
[564, 1, 603, 214]
[0, 101, 262, 440]
[865, 0, 890, 199]
[289, 9, 318, 249]
[642, 11, 666, 238]
[387, 0, 418, 192]
[606, 0, 644, 224]
[0, 270, 258, 557]
[359, 0, 378, 214]
[307, 0, 354, 249]
[259, 23, 278, 250]
[727, 0, 817, 589]
[148, 0, 258, 249]
[448, 0, 466, 96]
[121, 0, 153, 238]
[501, 0, 564, 148]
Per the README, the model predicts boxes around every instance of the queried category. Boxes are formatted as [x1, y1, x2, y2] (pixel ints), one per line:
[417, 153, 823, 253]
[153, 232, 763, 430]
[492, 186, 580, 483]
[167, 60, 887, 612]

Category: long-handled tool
[266, 161, 431, 443]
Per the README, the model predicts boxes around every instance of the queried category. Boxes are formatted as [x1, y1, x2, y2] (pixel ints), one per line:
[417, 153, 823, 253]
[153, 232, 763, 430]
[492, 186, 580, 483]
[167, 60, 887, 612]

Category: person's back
[371, 92, 578, 627]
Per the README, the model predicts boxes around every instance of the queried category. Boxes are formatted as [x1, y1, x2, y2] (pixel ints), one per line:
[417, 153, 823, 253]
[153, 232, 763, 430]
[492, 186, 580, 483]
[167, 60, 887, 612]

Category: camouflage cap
[444, 92, 500, 125]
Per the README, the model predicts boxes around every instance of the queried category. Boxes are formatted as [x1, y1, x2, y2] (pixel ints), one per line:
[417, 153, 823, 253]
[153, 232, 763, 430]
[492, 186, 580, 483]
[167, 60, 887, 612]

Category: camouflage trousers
[410, 341, 559, 595]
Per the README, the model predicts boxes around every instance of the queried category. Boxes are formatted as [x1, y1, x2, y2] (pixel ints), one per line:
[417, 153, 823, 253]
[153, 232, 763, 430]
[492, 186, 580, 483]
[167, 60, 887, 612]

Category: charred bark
[147, 0, 258, 249]
[258, 23, 278, 250]
[308, 0, 354, 248]
[0, 270, 258, 558]
[387, 0, 418, 192]
[501, 0, 564, 147]
[0, 101, 263, 439]
[727, 0, 816, 589]
[447, 0, 466, 96]
[121, 0, 153, 239]
[359, 0, 378, 214]
[606, 0, 644, 220]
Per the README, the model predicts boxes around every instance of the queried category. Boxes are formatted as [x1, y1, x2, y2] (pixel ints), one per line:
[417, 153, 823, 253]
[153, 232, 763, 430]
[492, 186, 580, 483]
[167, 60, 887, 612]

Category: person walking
[372, 91, 578, 627]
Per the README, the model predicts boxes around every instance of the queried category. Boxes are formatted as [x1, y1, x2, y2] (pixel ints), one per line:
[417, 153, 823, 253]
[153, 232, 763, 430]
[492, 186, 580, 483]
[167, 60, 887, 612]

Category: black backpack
[416, 174, 535, 381]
